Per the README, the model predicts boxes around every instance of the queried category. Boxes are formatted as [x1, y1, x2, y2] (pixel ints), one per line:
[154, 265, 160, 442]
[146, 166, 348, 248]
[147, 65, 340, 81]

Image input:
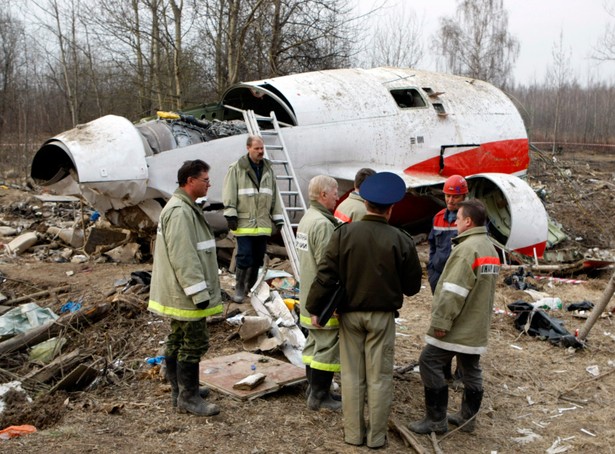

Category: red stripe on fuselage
[404, 139, 529, 176]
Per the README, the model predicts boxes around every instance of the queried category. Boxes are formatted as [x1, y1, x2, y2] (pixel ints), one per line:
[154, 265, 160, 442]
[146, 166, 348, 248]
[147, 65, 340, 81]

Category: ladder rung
[266, 145, 283, 150]
[270, 159, 288, 165]
[285, 207, 304, 212]
[261, 131, 278, 136]
[280, 191, 299, 196]
[276, 175, 293, 180]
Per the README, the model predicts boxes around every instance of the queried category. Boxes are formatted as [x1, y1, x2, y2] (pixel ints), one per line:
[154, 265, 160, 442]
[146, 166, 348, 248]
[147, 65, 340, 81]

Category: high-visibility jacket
[425, 226, 500, 354]
[148, 188, 223, 321]
[296, 201, 340, 329]
[222, 154, 284, 236]
[333, 192, 366, 223]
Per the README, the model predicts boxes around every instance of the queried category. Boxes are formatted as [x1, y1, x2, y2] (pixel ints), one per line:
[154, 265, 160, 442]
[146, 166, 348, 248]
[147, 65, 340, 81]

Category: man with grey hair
[297, 175, 341, 411]
[223, 135, 285, 303]
[334, 168, 376, 223]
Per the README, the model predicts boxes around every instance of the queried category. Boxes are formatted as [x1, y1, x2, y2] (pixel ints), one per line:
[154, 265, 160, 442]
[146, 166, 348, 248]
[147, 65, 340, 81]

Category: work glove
[274, 221, 284, 234]
[225, 216, 238, 231]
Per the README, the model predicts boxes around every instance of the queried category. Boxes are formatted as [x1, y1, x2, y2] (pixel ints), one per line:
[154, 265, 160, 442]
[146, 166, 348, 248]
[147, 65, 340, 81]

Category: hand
[226, 216, 238, 231]
[274, 222, 284, 234]
[196, 300, 210, 309]
[311, 314, 322, 328]
[434, 329, 447, 338]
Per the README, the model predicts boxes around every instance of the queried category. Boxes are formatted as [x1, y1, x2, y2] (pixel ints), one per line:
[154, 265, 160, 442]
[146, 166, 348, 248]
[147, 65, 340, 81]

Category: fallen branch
[559, 367, 615, 397]
[6, 285, 71, 305]
[388, 418, 427, 454]
[430, 432, 444, 454]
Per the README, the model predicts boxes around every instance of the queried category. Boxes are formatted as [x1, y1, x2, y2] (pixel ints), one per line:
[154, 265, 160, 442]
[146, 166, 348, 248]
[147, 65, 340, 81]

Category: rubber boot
[232, 267, 247, 303]
[448, 388, 483, 433]
[408, 386, 449, 434]
[307, 369, 342, 411]
[177, 361, 220, 416]
[245, 266, 260, 294]
[304, 364, 312, 397]
[165, 357, 209, 407]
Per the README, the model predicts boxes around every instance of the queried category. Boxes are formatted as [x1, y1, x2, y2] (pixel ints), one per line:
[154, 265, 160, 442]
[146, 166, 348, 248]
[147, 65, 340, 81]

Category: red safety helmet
[443, 175, 468, 195]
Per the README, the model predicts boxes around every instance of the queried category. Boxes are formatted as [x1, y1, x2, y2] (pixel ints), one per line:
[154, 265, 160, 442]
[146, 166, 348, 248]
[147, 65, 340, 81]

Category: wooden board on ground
[199, 351, 305, 401]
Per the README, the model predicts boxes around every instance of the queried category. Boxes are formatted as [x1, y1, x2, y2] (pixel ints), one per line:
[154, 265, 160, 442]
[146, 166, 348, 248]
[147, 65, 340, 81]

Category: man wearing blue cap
[306, 172, 422, 449]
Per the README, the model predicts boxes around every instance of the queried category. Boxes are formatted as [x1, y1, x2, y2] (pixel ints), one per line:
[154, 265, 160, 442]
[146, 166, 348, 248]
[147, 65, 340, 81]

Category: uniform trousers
[166, 318, 210, 364]
[418, 343, 483, 391]
[340, 311, 395, 448]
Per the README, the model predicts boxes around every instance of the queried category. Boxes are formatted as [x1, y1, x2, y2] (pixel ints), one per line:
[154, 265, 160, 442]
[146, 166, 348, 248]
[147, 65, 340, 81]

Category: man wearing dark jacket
[307, 172, 422, 449]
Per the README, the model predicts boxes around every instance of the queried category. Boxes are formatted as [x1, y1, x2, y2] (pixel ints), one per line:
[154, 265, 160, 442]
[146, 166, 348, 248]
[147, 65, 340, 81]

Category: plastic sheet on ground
[0, 302, 59, 337]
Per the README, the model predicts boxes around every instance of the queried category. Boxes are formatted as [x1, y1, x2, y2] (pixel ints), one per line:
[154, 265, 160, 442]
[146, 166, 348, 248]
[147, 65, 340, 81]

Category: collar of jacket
[361, 214, 389, 224]
[173, 187, 203, 216]
[309, 200, 340, 225]
[444, 208, 457, 224]
[452, 226, 488, 245]
[238, 154, 270, 188]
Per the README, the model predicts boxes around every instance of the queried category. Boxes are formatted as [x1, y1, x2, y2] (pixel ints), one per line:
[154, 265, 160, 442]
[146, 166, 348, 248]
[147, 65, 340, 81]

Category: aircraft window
[390, 89, 426, 108]
[432, 103, 447, 116]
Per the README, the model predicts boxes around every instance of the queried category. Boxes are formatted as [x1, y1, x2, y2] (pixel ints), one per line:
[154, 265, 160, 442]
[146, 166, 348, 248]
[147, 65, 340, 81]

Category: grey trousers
[419, 343, 483, 391]
[340, 311, 395, 448]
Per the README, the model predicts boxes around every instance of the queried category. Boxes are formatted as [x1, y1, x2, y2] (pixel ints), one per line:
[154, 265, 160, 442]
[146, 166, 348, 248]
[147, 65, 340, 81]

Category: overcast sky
[354, 0, 615, 85]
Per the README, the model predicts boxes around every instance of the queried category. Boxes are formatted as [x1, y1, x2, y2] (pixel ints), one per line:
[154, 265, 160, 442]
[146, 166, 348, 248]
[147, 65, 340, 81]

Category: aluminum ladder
[240, 109, 307, 280]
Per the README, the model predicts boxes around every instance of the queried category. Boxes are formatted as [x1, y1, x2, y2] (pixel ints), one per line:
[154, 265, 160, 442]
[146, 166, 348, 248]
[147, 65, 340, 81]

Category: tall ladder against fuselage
[240, 109, 307, 280]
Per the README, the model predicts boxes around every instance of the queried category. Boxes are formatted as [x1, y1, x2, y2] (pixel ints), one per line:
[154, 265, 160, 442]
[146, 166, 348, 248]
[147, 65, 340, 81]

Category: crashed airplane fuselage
[31, 67, 548, 257]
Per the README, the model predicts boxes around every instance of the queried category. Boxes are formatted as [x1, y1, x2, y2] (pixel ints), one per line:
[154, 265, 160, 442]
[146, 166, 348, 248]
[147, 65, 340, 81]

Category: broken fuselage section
[31, 67, 548, 256]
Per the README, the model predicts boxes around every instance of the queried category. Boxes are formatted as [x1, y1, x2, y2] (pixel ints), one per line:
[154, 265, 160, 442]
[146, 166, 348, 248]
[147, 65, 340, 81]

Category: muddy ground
[0, 146, 614, 453]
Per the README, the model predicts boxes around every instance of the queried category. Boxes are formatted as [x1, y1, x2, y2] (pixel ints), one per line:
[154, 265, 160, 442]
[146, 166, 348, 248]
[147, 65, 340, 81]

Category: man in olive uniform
[223, 135, 284, 302]
[148, 159, 223, 417]
[307, 172, 422, 448]
[296, 175, 341, 411]
[409, 199, 500, 435]
[333, 168, 375, 223]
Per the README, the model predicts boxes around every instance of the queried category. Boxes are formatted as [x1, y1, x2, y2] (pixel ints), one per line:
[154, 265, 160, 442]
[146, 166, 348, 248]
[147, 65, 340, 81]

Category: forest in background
[1, 0, 614, 180]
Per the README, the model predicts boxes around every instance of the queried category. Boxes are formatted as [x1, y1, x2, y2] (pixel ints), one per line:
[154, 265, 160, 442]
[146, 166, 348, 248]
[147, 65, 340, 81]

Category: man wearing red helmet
[427, 175, 468, 294]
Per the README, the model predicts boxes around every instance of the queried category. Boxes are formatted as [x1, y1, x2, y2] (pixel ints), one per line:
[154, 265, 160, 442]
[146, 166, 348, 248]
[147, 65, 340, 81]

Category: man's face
[247, 139, 265, 163]
[190, 171, 211, 198]
[445, 193, 466, 212]
[455, 207, 471, 234]
[321, 184, 339, 212]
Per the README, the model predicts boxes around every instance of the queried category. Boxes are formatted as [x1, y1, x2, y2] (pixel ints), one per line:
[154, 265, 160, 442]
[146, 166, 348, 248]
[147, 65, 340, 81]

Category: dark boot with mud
[165, 356, 209, 407]
[177, 361, 220, 416]
[244, 266, 260, 295]
[232, 267, 247, 303]
[307, 369, 342, 411]
[448, 388, 483, 433]
[408, 386, 449, 434]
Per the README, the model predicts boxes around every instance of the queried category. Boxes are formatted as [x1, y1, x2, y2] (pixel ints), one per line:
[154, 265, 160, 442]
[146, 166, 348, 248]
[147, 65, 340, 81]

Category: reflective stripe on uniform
[271, 214, 284, 222]
[300, 313, 339, 328]
[238, 188, 258, 196]
[148, 300, 223, 319]
[260, 188, 273, 195]
[442, 282, 470, 298]
[184, 280, 207, 296]
[234, 227, 273, 235]
[310, 359, 341, 373]
[196, 239, 216, 250]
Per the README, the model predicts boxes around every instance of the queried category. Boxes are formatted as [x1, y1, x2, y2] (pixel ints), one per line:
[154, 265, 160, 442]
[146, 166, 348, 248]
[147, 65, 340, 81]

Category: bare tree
[593, 0, 615, 61]
[433, 0, 519, 87]
[365, 5, 424, 68]
[546, 31, 575, 153]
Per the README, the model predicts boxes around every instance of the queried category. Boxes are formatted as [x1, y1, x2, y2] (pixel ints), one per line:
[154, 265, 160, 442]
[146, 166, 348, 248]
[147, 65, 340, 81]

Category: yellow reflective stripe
[300, 314, 339, 328]
[302, 354, 314, 364]
[310, 360, 341, 373]
[234, 227, 272, 235]
[148, 300, 223, 319]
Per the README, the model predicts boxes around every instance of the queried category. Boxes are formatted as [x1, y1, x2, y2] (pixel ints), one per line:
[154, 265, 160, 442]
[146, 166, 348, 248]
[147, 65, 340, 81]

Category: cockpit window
[390, 88, 427, 108]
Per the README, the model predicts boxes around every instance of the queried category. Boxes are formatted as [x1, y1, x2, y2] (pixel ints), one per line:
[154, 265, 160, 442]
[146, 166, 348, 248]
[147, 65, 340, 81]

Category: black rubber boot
[165, 357, 209, 407]
[245, 266, 260, 294]
[304, 364, 312, 397]
[177, 361, 220, 416]
[307, 369, 342, 411]
[408, 386, 449, 434]
[233, 268, 247, 303]
[448, 388, 483, 433]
